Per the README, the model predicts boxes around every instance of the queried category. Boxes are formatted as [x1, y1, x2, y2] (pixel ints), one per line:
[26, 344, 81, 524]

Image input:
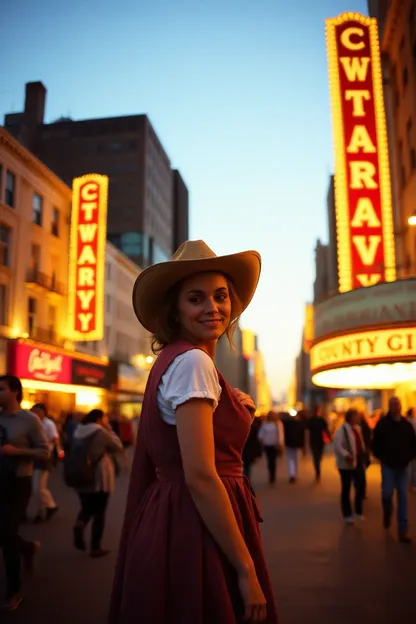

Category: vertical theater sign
[68, 174, 109, 341]
[326, 12, 396, 293]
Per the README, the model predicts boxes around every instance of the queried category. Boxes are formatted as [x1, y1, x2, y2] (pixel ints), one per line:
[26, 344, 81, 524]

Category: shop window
[5, 171, 15, 208]
[28, 297, 37, 334]
[33, 193, 43, 226]
[0, 224, 11, 267]
[0, 284, 8, 325]
[51, 207, 59, 237]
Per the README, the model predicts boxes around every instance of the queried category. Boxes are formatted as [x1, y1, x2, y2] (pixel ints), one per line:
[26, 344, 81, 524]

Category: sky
[0, 0, 369, 398]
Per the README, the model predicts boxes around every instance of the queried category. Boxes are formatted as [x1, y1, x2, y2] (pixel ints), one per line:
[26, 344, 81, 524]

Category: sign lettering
[326, 13, 396, 292]
[310, 327, 416, 373]
[68, 174, 108, 341]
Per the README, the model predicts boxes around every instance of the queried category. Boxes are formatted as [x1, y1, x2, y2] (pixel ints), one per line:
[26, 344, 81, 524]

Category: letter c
[387, 334, 402, 352]
[341, 27, 365, 51]
[81, 182, 99, 202]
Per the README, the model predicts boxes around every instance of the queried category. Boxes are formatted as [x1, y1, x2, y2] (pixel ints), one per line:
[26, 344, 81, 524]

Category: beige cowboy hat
[132, 240, 261, 333]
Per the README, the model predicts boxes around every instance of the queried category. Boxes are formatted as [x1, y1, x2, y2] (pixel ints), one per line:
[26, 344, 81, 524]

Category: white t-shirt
[42, 417, 59, 447]
[157, 349, 222, 425]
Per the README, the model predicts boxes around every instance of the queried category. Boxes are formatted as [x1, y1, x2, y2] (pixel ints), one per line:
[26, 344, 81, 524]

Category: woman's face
[177, 272, 232, 345]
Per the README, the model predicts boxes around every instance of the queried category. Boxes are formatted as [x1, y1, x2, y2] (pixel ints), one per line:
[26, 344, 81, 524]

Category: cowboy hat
[132, 240, 261, 333]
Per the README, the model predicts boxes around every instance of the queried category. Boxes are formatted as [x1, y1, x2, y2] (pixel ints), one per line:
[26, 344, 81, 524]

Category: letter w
[340, 57, 371, 82]
[79, 223, 98, 243]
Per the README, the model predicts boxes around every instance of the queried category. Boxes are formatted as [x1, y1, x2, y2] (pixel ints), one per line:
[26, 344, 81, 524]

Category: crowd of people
[0, 374, 135, 612]
[243, 399, 416, 544]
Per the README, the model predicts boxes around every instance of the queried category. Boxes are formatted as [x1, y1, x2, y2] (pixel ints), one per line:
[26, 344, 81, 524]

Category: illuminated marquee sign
[310, 327, 416, 374]
[68, 174, 108, 341]
[326, 12, 396, 293]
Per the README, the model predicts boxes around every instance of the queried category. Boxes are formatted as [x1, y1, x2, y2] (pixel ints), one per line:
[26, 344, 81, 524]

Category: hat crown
[172, 240, 217, 262]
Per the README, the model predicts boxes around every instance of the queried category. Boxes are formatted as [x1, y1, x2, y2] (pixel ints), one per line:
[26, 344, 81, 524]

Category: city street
[3, 454, 416, 624]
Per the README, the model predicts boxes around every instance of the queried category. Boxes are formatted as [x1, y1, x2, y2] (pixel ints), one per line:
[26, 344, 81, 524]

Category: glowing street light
[408, 212, 416, 226]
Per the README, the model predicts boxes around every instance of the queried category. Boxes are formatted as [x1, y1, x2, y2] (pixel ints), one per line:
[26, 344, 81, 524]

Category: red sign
[68, 174, 108, 341]
[9, 342, 72, 384]
[326, 13, 396, 293]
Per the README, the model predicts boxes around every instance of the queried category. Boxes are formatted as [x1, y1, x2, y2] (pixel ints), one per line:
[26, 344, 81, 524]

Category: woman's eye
[216, 294, 227, 302]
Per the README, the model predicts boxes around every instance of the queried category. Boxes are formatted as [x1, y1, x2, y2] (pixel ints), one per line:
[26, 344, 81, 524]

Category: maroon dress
[108, 341, 278, 623]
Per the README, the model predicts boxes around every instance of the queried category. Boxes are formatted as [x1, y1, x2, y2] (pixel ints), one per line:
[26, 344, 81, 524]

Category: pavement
[2, 452, 416, 624]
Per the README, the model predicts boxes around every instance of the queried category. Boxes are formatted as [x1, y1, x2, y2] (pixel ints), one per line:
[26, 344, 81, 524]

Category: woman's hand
[238, 565, 267, 622]
[233, 389, 256, 416]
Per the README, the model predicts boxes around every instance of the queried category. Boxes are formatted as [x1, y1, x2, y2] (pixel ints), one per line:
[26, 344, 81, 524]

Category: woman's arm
[176, 398, 255, 575]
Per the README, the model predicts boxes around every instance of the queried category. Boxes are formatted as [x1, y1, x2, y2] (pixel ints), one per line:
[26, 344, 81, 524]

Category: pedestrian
[0, 374, 50, 612]
[372, 397, 416, 543]
[31, 403, 63, 523]
[258, 411, 284, 485]
[334, 408, 366, 524]
[71, 409, 123, 558]
[406, 408, 416, 490]
[304, 406, 331, 481]
[242, 416, 263, 483]
[283, 413, 305, 483]
[108, 240, 278, 624]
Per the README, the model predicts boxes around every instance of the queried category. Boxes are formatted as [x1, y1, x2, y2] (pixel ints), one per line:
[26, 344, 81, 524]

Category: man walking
[31, 403, 62, 523]
[0, 375, 49, 611]
[305, 406, 331, 481]
[372, 396, 416, 543]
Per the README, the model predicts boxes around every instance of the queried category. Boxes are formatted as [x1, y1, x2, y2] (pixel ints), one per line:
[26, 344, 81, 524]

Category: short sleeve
[159, 349, 222, 412]
[44, 419, 58, 441]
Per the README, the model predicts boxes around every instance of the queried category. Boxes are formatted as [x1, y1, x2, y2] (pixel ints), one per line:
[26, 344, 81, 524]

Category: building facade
[4, 81, 189, 268]
[0, 127, 111, 418]
[307, 11, 416, 412]
[368, 0, 416, 278]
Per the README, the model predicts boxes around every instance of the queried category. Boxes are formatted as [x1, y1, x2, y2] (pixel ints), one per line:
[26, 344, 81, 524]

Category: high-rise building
[368, 0, 416, 276]
[4, 81, 189, 267]
[172, 170, 189, 252]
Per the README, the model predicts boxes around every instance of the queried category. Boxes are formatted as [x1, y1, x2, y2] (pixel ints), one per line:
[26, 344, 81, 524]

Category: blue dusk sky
[0, 0, 368, 398]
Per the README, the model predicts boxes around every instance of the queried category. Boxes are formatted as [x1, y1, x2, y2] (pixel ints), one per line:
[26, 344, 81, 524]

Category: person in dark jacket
[305, 406, 331, 481]
[283, 414, 305, 483]
[359, 413, 372, 499]
[372, 396, 416, 543]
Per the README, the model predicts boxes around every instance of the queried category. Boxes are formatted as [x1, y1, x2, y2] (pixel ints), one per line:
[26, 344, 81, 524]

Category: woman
[258, 412, 284, 485]
[72, 409, 123, 558]
[109, 240, 278, 623]
[334, 408, 366, 524]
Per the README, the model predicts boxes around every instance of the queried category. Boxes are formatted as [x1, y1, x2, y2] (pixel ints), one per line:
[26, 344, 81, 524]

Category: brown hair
[151, 274, 242, 354]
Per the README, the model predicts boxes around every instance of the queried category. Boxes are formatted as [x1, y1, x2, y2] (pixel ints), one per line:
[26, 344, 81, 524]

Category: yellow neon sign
[68, 174, 108, 341]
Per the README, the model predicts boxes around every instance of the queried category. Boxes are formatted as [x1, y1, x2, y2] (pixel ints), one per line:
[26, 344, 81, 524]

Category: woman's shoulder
[166, 348, 217, 376]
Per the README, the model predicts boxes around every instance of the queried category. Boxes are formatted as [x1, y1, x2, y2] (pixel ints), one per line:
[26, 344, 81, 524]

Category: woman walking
[109, 240, 278, 623]
[72, 409, 123, 558]
[334, 408, 366, 524]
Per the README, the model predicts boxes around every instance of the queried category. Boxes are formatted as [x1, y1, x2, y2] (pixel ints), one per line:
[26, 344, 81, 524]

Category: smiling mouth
[201, 319, 223, 325]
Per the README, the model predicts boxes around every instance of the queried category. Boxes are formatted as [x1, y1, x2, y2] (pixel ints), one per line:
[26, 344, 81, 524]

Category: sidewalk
[1, 454, 416, 623]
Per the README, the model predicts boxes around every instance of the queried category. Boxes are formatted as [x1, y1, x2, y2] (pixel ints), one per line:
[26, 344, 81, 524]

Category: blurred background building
[4, 81, 189, 267]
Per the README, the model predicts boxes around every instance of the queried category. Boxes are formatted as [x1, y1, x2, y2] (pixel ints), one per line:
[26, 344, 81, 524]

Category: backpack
[63, 431, 101, 489]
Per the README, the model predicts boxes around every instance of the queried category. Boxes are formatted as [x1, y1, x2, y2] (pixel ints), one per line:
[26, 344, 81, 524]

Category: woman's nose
[205, 297, 218, 313]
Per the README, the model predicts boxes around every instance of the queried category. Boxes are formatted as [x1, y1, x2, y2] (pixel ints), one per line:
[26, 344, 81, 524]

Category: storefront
[310, 278, 416, 412]
[6, 339, 110, 420]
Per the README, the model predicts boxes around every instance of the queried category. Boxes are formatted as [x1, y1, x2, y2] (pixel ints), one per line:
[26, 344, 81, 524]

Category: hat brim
[132, 251, 261, 333]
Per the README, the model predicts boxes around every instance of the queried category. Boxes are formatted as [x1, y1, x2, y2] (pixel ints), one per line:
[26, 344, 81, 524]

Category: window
[30, 244, 41, 272]
[0, 225, 11, 267]
[51, 207, 59, 237]
[5, 171, 15, 208]
[33, 193, 43, 226]
[28, 297, 37, 334]
[0, 284, 7, 325]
